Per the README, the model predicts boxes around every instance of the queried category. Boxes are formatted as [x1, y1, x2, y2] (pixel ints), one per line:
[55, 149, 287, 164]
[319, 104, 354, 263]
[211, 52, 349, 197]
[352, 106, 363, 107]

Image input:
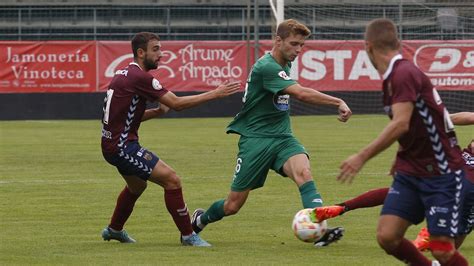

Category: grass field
[1, 115, 472, 265]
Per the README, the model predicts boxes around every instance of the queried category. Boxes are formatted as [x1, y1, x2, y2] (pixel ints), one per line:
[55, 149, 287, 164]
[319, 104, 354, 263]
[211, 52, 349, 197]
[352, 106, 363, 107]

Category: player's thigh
[148, 159, 181, 189]
[231, 137, 274, 192]
[281, 154, 311, 186]
[110, 141, 160, 181]
[381, 173, 425, 225]
[273, 137, 308, 179]
[121, 174, 147, 195]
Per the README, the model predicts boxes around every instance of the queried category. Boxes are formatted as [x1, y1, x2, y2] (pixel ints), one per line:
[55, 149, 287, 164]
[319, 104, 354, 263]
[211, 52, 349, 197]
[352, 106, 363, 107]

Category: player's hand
[337, 102, 352, 122]
[337, 153, 365, 184]
[214, 81, 241, 98]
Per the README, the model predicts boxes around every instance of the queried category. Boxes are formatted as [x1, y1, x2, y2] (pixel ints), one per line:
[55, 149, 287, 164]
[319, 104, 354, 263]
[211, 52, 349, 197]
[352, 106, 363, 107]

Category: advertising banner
[0, 40, 471, 93]
[0, 41, 96, 93]
[98, 41, 250, 92]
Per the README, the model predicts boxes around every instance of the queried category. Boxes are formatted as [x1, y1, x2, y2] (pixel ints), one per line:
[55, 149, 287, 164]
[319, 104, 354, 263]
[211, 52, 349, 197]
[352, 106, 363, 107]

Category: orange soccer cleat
[311, 205, 345, 223]
[412, 227, 431, 252]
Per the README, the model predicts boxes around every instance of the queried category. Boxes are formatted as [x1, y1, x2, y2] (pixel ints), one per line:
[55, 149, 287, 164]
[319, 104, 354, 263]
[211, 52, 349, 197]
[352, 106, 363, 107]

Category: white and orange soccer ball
[292, 208, 328, 242]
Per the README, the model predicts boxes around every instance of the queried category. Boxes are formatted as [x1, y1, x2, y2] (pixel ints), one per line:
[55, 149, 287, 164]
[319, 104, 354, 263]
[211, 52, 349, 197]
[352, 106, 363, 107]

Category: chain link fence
[0, 1, 472, 41]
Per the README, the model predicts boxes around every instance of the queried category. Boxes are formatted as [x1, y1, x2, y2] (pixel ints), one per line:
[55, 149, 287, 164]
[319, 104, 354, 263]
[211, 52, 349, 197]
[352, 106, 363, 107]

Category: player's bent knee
[301, 168, 313, 182]
[127, 182, 147, 195]
[163, 174, 182, 189]
[376, 231, 400, 253]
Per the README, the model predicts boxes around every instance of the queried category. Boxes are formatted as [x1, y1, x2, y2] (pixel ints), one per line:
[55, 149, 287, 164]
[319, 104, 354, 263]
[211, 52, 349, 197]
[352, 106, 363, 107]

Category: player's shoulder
[391, 59, 423, 83]
[254, 54, 282, 74]
[393, 59, 421, 76]
[126, 63, 153, 80]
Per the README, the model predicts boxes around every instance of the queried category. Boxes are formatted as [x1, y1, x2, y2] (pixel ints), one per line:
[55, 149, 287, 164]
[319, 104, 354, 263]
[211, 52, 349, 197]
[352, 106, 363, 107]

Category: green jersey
[227, 53, 297, 137]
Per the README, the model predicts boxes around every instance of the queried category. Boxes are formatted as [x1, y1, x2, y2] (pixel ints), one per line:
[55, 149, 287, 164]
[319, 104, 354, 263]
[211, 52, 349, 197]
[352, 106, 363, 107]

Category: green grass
[0, 115, 472, 265]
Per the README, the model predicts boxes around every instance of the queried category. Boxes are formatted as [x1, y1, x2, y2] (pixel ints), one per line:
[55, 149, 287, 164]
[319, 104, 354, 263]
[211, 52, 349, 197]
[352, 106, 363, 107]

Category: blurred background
[0, 0, 472, 119]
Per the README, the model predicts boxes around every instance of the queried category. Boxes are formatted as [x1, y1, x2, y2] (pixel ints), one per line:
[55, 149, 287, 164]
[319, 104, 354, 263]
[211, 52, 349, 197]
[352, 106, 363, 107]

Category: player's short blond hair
[276, 19, 311, 40]
[365, 18, 400, 52]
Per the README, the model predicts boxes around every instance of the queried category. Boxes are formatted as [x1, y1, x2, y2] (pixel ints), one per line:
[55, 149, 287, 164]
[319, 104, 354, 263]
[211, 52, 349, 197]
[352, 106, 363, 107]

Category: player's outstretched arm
[283, 84, 352, 122]
[141, 103, 170, 122]
[450, 112, 474, 126]
[158, 81, 240, 111]
[337, 102, 413, 184]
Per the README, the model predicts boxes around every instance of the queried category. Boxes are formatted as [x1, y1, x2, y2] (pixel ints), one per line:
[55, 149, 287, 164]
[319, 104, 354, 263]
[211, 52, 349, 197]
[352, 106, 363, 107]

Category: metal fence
[0, 2, 473, 41]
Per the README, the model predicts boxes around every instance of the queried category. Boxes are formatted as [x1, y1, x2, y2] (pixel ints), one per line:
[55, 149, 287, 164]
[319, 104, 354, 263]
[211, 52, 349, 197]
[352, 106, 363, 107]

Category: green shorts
[230, 136, 308, 192]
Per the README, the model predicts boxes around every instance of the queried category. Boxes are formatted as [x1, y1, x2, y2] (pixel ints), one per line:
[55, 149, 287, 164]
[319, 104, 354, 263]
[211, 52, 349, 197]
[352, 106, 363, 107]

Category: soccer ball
[292, 208, 328, 242]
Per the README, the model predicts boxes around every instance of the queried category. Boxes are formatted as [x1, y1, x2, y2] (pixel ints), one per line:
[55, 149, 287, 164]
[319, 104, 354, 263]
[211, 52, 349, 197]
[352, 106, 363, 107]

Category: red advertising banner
[403, 41, 474, 91]
[0, 41, 96, 93]
[98, 41, 250, 92]
[0, 40, 472, 93]
[260, 40, 382, 91]
[259, 40, 474, 91]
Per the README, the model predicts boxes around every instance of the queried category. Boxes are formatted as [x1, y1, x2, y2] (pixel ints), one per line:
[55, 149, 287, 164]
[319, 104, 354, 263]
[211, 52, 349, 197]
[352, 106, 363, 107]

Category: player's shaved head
[131, 32, 160, 58]
[276, 19, 311, 40]
[365, 18, 400, 52]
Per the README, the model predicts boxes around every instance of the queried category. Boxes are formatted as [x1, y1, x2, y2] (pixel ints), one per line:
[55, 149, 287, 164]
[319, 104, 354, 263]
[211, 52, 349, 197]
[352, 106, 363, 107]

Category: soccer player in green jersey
[192, 19, 352, 247]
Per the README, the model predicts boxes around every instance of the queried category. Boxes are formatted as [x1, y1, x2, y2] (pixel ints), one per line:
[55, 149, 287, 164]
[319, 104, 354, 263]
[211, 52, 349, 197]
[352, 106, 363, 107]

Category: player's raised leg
[312, 187, 389, 222]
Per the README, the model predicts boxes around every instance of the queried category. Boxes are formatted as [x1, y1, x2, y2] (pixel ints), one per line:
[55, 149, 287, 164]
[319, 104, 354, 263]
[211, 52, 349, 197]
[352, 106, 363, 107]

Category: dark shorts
[103, 141, 159, 180]
[381, 170, 466, 237]
[460, 178, 474, 235]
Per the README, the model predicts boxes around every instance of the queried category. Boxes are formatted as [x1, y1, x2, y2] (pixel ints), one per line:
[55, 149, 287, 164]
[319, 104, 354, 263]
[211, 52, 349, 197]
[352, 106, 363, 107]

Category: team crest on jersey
[278, 71, 292, 81]
[143, 152, 153, 161]
[273, 94, 290, 111]
[152, 78, 163, 90]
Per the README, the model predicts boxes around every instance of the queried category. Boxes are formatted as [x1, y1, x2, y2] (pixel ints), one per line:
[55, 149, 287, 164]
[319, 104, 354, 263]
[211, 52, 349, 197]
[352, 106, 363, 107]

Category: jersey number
[102, 89, 114, 125]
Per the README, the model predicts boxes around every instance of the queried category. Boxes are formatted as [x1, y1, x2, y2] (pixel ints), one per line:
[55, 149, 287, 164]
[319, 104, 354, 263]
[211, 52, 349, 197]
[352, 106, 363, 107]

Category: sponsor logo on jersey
[278, 70, 292, 80]
[273, 94, 290, 111]
[437, 219, 447, 228]
[429, 206, 449, 216]
[463, 151, 474, 166]
[152, 78, 163, 90]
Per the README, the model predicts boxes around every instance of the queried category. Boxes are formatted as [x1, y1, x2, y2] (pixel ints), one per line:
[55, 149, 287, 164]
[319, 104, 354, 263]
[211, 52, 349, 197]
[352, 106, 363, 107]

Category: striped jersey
[382, 55, 464, 177]
[101, 63, 168, 154]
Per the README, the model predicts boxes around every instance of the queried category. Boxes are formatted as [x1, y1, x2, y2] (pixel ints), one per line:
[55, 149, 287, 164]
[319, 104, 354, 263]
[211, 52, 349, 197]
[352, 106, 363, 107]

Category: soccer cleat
[311, 205, 345, 223]
[314, 227, 344, 247]
[191, 208, 206, 234]
[412, 227, 430, 252]
[181, 232, 212, 247]
[102, 227, 136, 243]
